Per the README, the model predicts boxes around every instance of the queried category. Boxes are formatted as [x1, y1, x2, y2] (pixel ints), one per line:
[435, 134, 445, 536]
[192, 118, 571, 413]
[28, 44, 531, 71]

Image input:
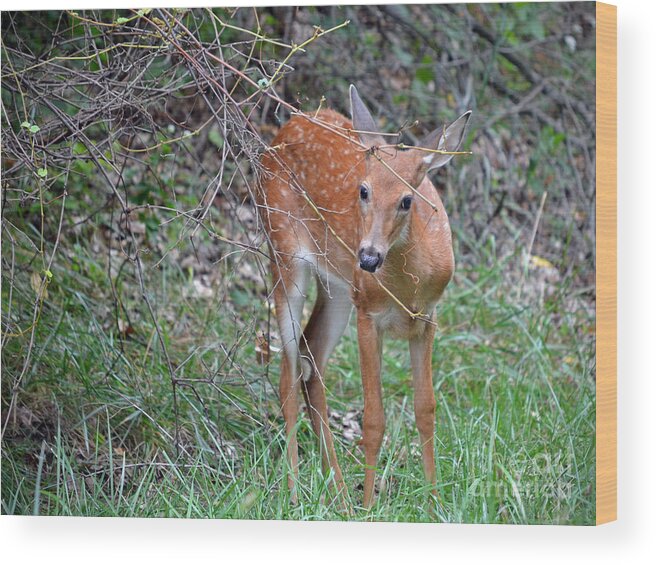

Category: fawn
[258, 85, 471, 509]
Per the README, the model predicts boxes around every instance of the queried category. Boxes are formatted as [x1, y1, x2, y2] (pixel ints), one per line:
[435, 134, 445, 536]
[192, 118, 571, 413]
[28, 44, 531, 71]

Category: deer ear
[349, 85, 385, 147]
[419, 111, 472, 171]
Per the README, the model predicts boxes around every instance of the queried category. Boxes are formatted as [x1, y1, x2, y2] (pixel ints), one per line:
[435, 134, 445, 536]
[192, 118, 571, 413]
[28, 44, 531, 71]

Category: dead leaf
[129, 220, 146, 235]
[117, 318, 134, 338]
[329, 409, 362, 443]
[30, 271, 48, 300]
[255, 333, 270, 365]
[237, 489, 259, 514]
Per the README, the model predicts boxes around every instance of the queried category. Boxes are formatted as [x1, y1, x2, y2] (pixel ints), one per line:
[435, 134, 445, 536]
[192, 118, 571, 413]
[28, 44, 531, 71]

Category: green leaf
[29, 124, 40, 133]
[44, 269, 53, 280]
[416, 55, 434, 85]
[73, 142, 87, 155]
[20, 121, 31, 129]
[392, 93, 408, 105]
[526, 20, 545, 41]
[504, 30, 518, 46]
[208, 129, 223, 149]
[551, 132, 566, 147]
[37, 168, 48, 178]
[115, 17, 129, 25]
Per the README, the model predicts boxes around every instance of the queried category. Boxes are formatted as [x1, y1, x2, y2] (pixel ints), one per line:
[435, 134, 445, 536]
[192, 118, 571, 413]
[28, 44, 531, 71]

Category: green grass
[1, 224, 595, 524]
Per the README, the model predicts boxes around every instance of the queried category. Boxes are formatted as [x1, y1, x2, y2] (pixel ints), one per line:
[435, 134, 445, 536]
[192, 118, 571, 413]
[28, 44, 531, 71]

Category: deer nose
[358, 247, 383, 272]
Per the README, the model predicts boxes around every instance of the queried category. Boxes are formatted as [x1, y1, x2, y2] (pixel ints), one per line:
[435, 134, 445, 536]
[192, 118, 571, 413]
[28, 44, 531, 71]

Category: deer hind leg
[272, 259, 310, 504]
[299, 280, 352, 509]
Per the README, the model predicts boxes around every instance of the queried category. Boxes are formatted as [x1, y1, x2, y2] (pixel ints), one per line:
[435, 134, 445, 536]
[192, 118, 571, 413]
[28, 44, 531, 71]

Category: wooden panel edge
[595, 1, 617, 526]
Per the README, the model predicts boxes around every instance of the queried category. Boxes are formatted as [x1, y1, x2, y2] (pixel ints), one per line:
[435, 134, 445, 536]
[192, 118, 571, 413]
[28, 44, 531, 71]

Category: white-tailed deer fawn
[258, 85, 471, 509]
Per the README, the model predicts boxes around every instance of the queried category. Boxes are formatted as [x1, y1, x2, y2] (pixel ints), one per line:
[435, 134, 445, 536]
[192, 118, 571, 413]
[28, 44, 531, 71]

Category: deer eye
[359, 184, 369, 201]
[400, 195, 413, 211]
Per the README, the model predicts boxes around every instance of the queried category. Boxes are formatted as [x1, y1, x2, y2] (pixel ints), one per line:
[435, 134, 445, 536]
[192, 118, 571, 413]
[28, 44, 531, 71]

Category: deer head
[349, 85, 471, 272]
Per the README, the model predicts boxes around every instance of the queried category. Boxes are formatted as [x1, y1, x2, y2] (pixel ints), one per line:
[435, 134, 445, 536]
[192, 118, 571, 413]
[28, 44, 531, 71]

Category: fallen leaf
[117, 318, 134, 337]
[530, 255, 555, 269]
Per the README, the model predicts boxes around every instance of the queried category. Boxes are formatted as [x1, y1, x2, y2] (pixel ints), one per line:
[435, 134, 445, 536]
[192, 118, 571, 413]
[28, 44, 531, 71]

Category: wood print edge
[595, 1, 617, 526]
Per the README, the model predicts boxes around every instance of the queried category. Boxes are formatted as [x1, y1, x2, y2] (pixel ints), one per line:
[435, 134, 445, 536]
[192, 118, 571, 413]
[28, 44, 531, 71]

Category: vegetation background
[1, 2, 597, 523]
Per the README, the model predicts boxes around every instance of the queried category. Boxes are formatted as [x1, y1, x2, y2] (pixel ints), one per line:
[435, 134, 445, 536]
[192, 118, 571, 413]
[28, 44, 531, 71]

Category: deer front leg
[357, 309, 384, 509]
[409, 321, 438, 499]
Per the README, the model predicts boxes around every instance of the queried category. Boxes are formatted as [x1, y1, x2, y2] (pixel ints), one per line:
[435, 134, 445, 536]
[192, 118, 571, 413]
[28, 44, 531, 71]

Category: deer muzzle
[358, 247, 384, 273]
